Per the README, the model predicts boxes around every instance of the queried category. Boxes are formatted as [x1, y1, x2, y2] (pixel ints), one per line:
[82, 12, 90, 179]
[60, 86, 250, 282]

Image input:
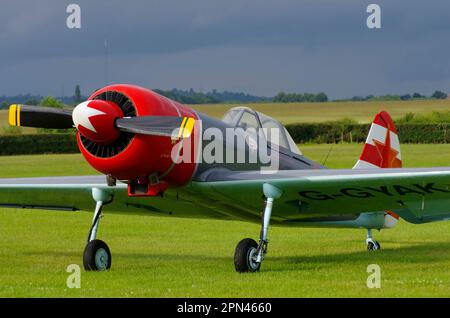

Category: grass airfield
[0, 144, 449, 297]
[192, 99, 450, 124]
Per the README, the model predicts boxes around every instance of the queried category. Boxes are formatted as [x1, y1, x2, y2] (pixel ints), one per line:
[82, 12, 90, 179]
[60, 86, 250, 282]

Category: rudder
[354, 111, 402, 169]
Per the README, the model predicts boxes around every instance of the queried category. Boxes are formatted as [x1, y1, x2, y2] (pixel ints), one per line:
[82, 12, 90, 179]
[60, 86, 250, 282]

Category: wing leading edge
[0, 175, 232, 220]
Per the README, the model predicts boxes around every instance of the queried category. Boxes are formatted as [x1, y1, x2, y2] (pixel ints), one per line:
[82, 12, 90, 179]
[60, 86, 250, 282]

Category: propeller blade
[9, 104, 74, 129]
[115, 116, 195, 139]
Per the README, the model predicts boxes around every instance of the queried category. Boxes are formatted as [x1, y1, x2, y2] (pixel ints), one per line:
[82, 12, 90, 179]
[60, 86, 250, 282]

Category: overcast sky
[0, 0, 449, 98]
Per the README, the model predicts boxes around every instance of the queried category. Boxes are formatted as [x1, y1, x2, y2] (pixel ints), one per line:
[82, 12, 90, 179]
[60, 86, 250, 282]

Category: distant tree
[379, 94, 401, 101]
[273, 92, 287, 103]
[352, 96, 365, 101]
[40, 96, 64, 108]
[400, 94, 411, 101]
[0, 101, 8, 109]
[286, 93, 298, 102]
[25, 98, 40, 105]
[294, 93, 305, 102]
[314, 92, 328, 102]
[303, 93, 314, 102]
[431, 90, 448, 99]
[74, 85, 82, 103]
[365, 95, 375, 100]
[273, 91, 328, 103]
[412, 92, 423, 99]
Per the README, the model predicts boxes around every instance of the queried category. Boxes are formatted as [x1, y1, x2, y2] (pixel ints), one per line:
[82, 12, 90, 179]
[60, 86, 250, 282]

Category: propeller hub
[73, 99, 123, 145]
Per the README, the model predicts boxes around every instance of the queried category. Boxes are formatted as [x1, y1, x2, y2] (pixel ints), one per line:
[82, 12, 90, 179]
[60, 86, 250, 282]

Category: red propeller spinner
[72, 99, 123, 145]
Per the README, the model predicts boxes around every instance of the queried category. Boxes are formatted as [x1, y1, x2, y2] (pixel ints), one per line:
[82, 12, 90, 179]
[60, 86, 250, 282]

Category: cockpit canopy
[222, 106, 301, 155]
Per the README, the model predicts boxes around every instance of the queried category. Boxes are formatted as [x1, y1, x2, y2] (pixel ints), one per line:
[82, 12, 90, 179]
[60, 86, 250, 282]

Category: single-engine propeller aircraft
[2, 84, 450, 272]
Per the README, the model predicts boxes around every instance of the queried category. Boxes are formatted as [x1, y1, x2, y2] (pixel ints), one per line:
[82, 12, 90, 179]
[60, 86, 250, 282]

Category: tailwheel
[83, 239, 111, 271]
[234, 238, 260, 273]
[366, 229, 381, 251]
[367, 240, 381, 251]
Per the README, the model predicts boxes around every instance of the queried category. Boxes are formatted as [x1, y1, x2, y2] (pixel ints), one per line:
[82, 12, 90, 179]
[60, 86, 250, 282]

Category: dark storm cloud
[0, 0, 363, 59]
[1, 0, 450, 97]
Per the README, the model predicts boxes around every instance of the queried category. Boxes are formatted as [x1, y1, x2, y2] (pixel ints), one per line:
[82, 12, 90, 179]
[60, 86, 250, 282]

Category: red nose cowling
[76, 84, 198, 187]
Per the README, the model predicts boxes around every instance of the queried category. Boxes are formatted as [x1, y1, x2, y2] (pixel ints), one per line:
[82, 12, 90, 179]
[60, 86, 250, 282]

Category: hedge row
[285, 123, 450, 144]
[0, 134, 78, 155]
[0, 123, 449, 156]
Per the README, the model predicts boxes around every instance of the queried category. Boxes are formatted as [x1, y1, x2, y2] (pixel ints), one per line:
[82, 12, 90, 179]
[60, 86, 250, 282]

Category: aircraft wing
[0, 175, 116, 212]
[2, 168, 450, 225]
[0, 175, 230, 220]
[191, 167, 450, 224]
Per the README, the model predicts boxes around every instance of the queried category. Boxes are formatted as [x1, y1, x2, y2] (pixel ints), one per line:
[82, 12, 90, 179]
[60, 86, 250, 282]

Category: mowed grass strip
[0, 145, 449, 297]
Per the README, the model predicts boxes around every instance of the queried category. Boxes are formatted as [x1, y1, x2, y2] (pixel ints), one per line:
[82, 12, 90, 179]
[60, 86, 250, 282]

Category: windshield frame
[222, 106, 301, 155]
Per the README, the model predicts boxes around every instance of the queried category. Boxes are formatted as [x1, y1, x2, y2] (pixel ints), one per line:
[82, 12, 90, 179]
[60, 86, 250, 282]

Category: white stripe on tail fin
[353, 111, 401, 228]
[353, 111, 402, 169]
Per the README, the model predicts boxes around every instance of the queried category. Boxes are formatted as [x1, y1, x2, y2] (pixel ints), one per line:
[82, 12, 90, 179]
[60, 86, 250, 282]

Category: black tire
[234, 238, 260, 273]
[367, 241, 381, 251]
[83, 239, 111, 271]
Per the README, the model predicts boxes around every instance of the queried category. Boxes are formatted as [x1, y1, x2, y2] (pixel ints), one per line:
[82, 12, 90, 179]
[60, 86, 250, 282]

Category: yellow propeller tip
[8, 104, 20, 126]
[182, 117, 195, 138]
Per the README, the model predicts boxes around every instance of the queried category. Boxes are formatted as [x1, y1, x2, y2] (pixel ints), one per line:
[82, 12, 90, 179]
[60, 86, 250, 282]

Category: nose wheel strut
[234, 184, 282, 273]
[83, 188, 113, 271]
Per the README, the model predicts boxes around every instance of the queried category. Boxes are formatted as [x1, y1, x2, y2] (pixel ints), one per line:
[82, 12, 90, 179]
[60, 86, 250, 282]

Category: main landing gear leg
[366, 229, 381, 251]
[83, 188, 113, 271]
[234, 184, 282, 273]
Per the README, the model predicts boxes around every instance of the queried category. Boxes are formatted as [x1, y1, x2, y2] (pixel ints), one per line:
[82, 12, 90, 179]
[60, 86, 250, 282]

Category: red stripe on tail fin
[353, 111, 402, 169]
[374, 111, 398, 134]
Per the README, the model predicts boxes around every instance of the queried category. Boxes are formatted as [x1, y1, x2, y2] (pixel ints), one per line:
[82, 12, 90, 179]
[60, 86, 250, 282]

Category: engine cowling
[76, 84, 198, 189]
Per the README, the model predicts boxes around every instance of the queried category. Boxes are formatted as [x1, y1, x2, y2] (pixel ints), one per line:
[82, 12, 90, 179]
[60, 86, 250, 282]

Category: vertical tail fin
[353, 111, 402, 169]
[353, 111, 401, 227]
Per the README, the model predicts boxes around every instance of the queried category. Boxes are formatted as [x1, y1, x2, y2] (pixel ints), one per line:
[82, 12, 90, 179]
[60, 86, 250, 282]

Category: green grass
[0, 145, 450, 297]
[0, 153, 98, 178]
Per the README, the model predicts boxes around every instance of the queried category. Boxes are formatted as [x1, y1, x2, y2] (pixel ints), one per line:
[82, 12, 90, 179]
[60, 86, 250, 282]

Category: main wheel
[83, 239, 111, 271]
[234, 238, 260, 273]
[367, 240, 381, 251]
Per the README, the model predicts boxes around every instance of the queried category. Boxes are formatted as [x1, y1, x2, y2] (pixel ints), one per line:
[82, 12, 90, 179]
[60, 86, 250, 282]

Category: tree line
[153, 88, 269, 104]
[272, 92, 328, 103]
[344, 90, 448, 102]
[0, 85, 448, 108]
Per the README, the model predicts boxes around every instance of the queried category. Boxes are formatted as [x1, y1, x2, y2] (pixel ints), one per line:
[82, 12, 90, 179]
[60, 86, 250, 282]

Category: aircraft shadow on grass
[21, 241, 450, 272]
